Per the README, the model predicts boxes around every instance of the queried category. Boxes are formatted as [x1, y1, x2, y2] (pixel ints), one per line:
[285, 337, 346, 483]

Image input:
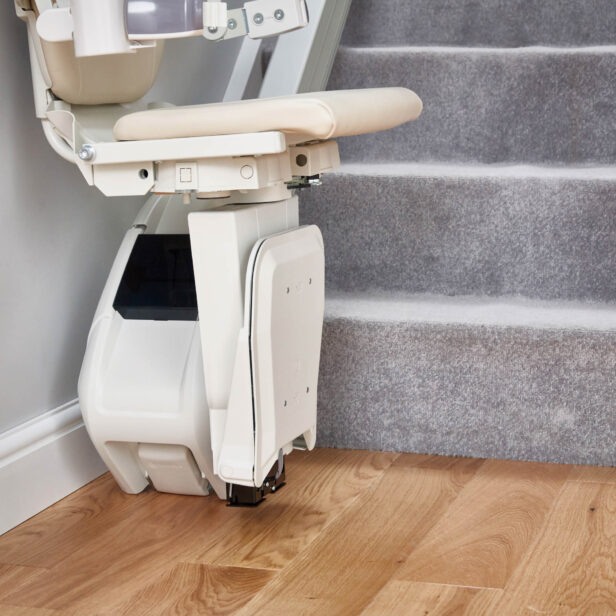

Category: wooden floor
[1, 449, 616, 615]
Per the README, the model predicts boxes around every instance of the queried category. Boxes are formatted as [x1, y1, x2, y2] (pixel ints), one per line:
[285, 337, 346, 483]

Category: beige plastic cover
[41, 39, 164, 105]
[113, 88, 423, 142]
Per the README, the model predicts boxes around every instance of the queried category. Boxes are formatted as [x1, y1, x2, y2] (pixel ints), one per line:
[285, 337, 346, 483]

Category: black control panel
[113, 234, 198, 321]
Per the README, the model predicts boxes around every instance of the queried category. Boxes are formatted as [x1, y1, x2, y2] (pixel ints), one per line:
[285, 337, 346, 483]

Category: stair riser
[317, 318, 616, 466]
[300, 173, 616, 302]
[329, 48, 616, 164]
[342, 0, 616, 48]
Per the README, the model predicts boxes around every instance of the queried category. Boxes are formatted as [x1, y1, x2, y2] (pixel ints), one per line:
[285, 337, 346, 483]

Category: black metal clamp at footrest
[226, 461, 286, 507]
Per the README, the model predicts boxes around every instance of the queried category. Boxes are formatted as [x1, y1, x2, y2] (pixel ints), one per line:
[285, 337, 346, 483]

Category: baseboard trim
[0, 400, 107, 535]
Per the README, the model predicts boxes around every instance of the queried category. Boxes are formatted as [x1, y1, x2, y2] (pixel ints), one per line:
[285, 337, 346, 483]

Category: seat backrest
[40, 39, 164, 105]
[32, 2, 164, 105]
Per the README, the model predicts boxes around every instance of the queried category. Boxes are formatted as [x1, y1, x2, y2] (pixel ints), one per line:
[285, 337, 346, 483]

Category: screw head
[253, 12, 264, 24]
[207, 26, 218, 34]
[274, 9, 284, 20]
[227, 18, 237, 29]
[78, 144, 95, 161]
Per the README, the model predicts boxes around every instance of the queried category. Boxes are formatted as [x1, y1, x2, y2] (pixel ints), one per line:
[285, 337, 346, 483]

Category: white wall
[0, 7, 144, 434]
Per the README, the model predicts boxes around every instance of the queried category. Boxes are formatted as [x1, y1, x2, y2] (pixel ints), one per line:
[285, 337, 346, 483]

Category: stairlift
[16, 0, 422, 504]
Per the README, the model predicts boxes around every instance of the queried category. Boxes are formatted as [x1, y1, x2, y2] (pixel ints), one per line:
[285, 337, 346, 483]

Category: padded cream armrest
[113, 88, 422, 142]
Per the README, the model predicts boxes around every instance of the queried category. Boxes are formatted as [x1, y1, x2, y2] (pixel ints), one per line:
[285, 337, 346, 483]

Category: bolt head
[253, 12, 264, 24]
[227, 18, 237, 29]
[274, 9, 285, 20]
[78, 144, 95, 161]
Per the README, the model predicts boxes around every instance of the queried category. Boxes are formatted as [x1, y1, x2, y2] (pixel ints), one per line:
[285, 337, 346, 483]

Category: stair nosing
[332, 162, 616, 181]
[340, 44, 616, 55]
[324, 291, 616, 333]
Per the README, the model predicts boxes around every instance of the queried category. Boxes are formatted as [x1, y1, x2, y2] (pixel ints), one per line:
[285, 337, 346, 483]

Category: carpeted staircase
[300, 0, 616, 465]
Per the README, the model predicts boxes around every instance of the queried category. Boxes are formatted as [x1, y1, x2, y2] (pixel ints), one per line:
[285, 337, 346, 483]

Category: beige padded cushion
[113, 88, 422, 142]
[41, 40, 164, 105]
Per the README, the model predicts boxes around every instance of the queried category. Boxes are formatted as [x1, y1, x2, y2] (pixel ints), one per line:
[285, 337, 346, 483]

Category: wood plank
[570, 465, 616, 484]
[361, 580, 502, 616]
[395, 458, 570, 589]
[1, 449, 396, 614]
[235, 455, 484, 616]
[0, 565, 49, 598]
[102, 563, 275, 616]
[0, 474, 156, 568]
[492, 481, 616, 615]
[191, 448, 402, 569]
[7, 449, 615, 616]
[1, 489, 226, 613]
[0, 607, 58, 616]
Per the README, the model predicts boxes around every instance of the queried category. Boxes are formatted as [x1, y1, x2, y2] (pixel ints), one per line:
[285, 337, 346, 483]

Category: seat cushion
[112, 88, 422, 142]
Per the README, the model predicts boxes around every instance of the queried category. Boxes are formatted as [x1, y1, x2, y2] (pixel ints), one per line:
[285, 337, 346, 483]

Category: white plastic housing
[80, 194, 324, 497]
[188, 198, 299, 480]
[35, 7, 73, 42]
[79, 196, 226, 499]
[71, 0, 133, 56]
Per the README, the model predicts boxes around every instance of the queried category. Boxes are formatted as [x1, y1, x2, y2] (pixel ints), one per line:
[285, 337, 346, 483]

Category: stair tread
[334, 162, 616, 180]
[328, 47, 616, 164]
[325, 291, 616, 333]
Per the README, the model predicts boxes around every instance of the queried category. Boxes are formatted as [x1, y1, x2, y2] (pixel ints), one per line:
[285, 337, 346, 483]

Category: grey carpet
[310, 2, 616, 464]
[318, 297, 616, 466]
[342, 0, 616, 48]
[329, 47, 616, 164]
[300, 166, 616, 302]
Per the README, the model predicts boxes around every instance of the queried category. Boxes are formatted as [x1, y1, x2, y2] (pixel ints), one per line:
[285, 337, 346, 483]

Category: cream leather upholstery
[41, 40, 164, 105]
[113, 88, 423, 142]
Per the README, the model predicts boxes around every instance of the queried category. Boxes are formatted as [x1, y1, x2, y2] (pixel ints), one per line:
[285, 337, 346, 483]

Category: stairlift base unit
[78, 194, 323, 501]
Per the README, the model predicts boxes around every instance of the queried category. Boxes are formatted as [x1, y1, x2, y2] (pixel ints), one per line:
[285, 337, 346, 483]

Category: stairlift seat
[112, 88, 423, 142]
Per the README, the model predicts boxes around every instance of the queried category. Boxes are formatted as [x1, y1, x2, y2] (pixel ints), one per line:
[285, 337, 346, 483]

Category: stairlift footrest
[213, 223, 324, 488]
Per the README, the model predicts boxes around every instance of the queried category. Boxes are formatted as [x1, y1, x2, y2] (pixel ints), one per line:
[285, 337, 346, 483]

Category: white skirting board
[0, 400, 107, 535]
